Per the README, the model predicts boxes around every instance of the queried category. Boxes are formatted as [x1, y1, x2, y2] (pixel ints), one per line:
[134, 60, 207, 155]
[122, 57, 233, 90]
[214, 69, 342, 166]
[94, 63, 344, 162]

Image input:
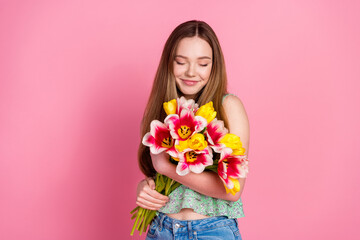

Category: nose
[185, 63, 196, 77]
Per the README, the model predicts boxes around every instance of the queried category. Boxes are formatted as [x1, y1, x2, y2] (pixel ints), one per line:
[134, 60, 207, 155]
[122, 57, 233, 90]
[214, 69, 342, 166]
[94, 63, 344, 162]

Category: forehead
[175, 37, 212, 58]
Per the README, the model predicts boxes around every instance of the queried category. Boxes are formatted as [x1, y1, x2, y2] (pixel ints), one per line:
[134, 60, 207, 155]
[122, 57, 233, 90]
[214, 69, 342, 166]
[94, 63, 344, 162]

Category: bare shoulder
[222, 94, 250, 154]
[222, 94, 249, 124]
[222, 95, 247, 114]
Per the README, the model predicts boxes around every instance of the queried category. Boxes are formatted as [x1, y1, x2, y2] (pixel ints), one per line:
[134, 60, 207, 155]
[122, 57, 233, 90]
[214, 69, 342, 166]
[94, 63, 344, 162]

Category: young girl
[136, 20, 249, 239]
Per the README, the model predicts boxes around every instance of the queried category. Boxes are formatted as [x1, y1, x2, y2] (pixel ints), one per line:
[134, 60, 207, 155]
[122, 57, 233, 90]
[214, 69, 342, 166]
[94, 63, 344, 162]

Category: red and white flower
[177, 96, 199, 115]
[165, 108, 207, 141]
[217, 148, 249, 190]
[176, 147, 213, 176]
[205, 118, 228, 153]
[142, 120, 177, 157]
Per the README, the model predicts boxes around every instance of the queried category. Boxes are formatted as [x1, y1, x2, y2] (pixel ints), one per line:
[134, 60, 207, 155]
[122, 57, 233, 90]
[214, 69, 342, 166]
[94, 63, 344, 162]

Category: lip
[181, 79, 199, 86]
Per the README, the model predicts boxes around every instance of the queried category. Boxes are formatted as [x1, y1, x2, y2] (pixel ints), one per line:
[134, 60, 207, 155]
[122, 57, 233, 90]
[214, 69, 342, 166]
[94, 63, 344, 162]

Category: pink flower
[177, 96, 198, 115]
[142, 120, 177, 157]
[217, 148, 249, 190]
[205, 118, 228, 153]
[165, 108, 207, 141]
[176, 147, 213, 176]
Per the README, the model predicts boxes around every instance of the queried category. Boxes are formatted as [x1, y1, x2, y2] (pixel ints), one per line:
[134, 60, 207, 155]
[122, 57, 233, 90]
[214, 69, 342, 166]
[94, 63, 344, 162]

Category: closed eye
[175, 61, 185, 65]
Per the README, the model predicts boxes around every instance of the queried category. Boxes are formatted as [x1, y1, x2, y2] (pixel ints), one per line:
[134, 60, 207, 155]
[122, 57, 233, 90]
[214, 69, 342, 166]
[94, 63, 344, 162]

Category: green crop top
[158, 93, 245, 219]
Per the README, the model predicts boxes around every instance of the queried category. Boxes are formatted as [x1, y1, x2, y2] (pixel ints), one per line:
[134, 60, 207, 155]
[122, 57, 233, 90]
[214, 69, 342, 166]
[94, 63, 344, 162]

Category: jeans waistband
[155, 212, 238, 233]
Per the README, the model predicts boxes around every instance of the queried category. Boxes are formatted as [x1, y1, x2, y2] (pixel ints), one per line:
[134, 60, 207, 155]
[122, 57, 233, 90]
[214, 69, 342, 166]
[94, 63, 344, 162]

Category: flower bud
[163, 99, 177, 115]
[220, 133, 245, 155]
[195, 101, 217, 123]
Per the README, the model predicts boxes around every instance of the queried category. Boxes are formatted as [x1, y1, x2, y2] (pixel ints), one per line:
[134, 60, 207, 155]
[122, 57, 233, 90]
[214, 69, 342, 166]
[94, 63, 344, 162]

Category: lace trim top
[158, 185, 245, 218]
[158, 93, 245, 219]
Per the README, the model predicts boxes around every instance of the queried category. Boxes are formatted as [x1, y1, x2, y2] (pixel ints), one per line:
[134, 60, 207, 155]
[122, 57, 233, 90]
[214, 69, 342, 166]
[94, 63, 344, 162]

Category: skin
[173, 37, 213, 99]
[136, 36, 250, 220]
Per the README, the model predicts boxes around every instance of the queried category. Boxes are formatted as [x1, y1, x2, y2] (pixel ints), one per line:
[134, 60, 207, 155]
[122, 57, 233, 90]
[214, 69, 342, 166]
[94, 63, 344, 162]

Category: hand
[136, 177, 169, 210]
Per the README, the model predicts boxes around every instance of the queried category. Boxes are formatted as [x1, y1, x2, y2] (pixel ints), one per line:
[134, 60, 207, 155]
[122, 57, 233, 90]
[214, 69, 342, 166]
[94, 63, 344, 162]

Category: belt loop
[188, 221, 193, 239]
[159, 213, 166, 231]
[234, 218, 239, 228]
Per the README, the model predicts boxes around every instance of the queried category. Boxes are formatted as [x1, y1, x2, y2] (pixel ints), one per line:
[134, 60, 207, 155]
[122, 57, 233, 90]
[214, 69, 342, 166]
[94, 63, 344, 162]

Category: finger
[146, 178, 156, 190]
[145, 187, 169, 202]
[136, 201, 160, 211]
[140, 188, 169, 205]
[136, 197, 164, 209]
[143, 187, 169, 203]
[143, 178, 169, 202]
[136, 197, 165, 210]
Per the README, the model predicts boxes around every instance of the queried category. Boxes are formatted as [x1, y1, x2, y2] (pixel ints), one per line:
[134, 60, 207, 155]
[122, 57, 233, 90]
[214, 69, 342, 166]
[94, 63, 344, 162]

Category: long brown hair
[138, 20, 229, 177]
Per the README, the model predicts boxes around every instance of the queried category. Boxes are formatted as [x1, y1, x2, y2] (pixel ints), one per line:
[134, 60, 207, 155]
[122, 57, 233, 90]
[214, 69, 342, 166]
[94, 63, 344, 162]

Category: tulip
[177, 96, 198, 114]
[142, 120, 177, 157]
[220, 133, 245, 155]
[224, 178, 241, 195]
[165, 108, 207, 141]
[218, 148, 249, 194]
[175, 133, 208, 152]
[163, 99, 177, 115]
[176, 147, 213, 176]
[205, 118, 228, 153]
[196, 101, 217, 123]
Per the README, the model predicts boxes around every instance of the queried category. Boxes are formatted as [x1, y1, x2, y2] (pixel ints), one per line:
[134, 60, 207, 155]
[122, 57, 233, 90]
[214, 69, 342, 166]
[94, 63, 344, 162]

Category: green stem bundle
[130, 173, 180, 236]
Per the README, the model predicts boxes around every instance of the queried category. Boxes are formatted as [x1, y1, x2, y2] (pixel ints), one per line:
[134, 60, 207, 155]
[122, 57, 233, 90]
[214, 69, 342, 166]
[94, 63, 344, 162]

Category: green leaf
[200, 127, 207, 134]
[205, 164, 218, 172]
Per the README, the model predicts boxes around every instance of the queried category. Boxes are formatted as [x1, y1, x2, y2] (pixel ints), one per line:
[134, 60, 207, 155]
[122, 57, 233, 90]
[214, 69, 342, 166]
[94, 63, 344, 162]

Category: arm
[152, 95, 250, 202]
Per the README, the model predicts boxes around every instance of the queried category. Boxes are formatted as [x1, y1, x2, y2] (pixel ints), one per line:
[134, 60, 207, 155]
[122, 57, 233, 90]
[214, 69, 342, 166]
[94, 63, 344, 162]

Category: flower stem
[130, 173, 181, 236]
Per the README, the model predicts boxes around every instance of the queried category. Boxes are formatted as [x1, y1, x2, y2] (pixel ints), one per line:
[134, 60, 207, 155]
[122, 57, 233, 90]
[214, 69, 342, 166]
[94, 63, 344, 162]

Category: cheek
[200, 67, 212, 80]
[173, 65, 184, 77]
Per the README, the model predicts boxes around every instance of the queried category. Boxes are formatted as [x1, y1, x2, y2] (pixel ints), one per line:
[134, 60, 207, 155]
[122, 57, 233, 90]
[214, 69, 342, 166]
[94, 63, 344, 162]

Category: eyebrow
[175, 55, 212, 60]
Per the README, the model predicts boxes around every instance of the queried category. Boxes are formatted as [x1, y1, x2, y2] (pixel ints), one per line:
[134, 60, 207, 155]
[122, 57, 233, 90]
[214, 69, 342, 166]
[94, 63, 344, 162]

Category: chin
[179, 90, 199, 98]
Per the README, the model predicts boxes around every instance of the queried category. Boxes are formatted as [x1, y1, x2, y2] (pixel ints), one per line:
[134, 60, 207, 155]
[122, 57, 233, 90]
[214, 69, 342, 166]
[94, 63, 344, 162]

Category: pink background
[1, 0, 359, 239]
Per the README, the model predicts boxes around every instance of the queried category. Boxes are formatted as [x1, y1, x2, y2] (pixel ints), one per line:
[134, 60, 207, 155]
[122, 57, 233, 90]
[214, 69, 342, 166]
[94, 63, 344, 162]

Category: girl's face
[173, 37, 213, 99]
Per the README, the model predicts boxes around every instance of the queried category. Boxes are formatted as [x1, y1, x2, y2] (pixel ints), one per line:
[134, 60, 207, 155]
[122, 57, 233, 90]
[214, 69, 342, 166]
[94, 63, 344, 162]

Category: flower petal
[163, 99, 177, 115]
[142, 132, 168, 154]
[205, 118, 228, 145]
[219, 147, 233, 163]
[166, 146, 179, 158]
[176, 162, 190, 176]
[194, 116, 208, 133]
[223, 178, 241, 195]
[195, 101, 217, 123]
[210, 143, 226, 153]
[189, 164, 205, 174]
[177, 96, 198, 114]
[219, 133, 244, 154]
[142, 132, 155, 147]
[150, 120, 168, 137]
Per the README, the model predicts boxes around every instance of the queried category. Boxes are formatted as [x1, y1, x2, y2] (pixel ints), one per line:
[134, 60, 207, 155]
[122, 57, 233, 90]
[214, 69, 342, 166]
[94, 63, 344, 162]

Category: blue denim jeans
[145, 212, 242, 240]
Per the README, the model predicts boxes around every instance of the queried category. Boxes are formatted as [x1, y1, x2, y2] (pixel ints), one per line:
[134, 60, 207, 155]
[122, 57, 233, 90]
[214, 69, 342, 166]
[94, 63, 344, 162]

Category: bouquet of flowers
[130, 97, 249, 236]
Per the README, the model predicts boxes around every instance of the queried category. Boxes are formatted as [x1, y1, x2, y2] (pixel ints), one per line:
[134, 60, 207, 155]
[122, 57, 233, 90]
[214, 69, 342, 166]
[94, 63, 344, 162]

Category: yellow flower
[175, 133, 208, 152]
[224, 178, 241, 195]
[220, 133, 245, 155]
[175, 140, 189, 152]
[163, 99, 177, 115]
[196, 101, 217, 123]
[232, 148, 245, 155]
[187, 133, 208, 151]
